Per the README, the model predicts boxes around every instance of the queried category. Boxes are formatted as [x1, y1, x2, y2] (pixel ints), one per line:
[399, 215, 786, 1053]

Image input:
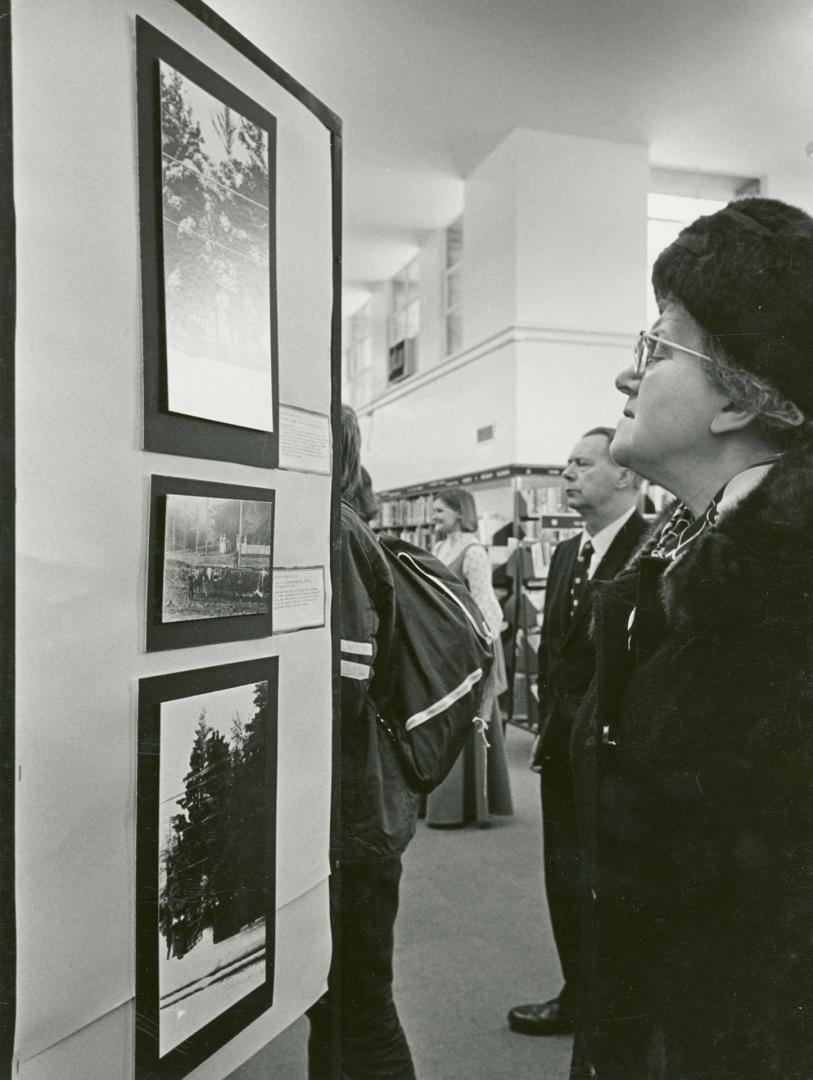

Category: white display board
[12, 1, 339, 1076]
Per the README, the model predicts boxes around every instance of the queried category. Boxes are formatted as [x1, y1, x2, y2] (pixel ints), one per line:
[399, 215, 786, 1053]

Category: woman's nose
[615, 363, 639, 397]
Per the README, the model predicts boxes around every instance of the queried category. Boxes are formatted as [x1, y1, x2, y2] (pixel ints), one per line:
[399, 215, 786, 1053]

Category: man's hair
[340, 404, 363, 500]
[582, 425, 616, 444]
[434, 487, 479, 533]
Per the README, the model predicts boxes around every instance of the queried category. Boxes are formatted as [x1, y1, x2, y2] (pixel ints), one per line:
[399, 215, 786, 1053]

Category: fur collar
[659, 443, 813, 643]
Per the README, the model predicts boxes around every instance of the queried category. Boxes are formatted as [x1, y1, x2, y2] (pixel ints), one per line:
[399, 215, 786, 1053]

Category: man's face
[561, 434, 622, 515]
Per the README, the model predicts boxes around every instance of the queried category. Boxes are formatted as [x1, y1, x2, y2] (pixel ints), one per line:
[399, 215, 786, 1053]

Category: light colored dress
[425, 532, 514, 826]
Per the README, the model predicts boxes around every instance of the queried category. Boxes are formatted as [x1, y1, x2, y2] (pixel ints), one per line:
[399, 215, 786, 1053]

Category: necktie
[569, 539, 594, 619]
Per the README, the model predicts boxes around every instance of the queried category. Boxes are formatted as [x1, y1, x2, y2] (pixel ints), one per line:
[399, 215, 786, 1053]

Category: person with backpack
[307, 405, 418, 1080]
[424, 487, 513, 827]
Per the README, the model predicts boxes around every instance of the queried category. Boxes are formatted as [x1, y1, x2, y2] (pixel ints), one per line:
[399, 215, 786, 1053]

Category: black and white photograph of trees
[162, 493, 272, 623]
[159, 60, 273, 433]
[158, 679, 270, 1056]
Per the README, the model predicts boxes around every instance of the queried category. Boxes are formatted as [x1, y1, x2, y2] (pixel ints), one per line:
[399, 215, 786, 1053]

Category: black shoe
[507, 998, 574, 1036]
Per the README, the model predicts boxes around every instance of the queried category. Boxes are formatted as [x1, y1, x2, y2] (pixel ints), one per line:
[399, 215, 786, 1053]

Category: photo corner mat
[147, 475, 275, 652]
[136, 656, 279, 1079]
[137, 18, 279, 468]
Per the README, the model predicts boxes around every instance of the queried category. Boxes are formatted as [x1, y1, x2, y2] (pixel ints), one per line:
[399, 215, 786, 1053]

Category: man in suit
[508, 426, 649, 1036]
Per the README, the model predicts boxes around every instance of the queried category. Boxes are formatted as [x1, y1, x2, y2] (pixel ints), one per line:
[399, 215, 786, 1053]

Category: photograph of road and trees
[158, 679, 271, 1055]
[162, 493, 272, 623]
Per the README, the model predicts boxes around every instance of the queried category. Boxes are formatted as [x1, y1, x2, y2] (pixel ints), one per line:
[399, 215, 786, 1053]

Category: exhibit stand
[5, 1, 341, 1077]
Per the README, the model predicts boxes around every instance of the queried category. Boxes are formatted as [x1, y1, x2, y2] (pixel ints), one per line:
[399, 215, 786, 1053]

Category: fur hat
[652, 197, 813, 416]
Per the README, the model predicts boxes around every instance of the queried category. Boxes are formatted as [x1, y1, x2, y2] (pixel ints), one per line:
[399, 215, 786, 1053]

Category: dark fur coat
[571, 444, 813, 1080]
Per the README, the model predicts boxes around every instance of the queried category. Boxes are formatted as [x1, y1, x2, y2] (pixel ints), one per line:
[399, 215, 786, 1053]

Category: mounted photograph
[138, 20, 279, 467]
[137, 658, 278, 1079]
[148, 476, 274, 651]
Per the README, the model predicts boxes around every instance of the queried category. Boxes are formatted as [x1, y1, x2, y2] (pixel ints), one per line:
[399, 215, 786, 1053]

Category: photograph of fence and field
[162, 493, 273, 622]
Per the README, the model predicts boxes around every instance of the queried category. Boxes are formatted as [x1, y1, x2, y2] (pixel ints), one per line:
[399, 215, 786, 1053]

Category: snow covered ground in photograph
[160, 918, 266, 1055]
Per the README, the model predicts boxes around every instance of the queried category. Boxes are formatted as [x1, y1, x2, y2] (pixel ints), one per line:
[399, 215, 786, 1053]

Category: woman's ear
[709, 403, 758, 435]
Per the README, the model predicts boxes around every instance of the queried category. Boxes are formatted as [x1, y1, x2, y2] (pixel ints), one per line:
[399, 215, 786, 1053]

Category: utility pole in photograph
[235, 500, 243, 570]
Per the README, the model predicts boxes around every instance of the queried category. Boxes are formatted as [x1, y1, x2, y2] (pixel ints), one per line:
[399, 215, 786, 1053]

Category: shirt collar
[715, 460, 776, 520]
[579, 506, 636, 577]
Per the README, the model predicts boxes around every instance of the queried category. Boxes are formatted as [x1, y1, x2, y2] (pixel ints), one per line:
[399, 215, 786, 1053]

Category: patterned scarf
[648, 498, 720, 562]
[649, 457, 781, 563]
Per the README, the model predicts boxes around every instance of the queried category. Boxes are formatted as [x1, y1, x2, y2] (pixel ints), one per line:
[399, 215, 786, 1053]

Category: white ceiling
[213, 0, 813, 312]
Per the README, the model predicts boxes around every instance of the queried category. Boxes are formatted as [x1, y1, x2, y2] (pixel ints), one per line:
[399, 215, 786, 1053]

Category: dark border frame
[136, 656, 279, 1080]
[0, 0, 14, 1074]
[325, 128, 344, 1079]
[137, 17, 280, 468]
[147, 475, 275, 652]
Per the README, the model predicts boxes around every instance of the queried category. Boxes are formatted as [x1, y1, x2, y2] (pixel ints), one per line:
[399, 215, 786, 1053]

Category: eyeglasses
[633, 330, 712, 376]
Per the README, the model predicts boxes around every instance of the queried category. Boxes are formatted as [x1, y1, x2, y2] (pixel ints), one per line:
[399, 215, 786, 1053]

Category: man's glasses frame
[633, 330, 712, 376]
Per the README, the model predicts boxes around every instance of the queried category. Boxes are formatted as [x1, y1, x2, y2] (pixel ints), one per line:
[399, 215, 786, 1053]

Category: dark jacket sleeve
[536, 539, 565, 731]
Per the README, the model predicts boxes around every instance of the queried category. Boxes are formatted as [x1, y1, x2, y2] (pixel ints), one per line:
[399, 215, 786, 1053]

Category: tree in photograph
[225, 682, 268, 934]
[160, 67, 221, 360]
[159, 690, 269, 957]
[159, 710, 233, 956]
[208, 106, 270, 362]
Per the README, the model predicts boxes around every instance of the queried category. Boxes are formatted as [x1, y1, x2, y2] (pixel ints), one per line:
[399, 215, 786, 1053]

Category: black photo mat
[136, 656, 279, 1080]
[147, 475, 275, 652]
[137, 18, 279, 467]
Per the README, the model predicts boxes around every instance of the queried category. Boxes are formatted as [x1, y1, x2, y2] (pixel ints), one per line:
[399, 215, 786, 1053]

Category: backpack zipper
[395, 551, 493, 644]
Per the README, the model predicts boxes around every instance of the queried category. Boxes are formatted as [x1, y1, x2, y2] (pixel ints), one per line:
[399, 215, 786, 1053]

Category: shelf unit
[375, 463, 576, 554]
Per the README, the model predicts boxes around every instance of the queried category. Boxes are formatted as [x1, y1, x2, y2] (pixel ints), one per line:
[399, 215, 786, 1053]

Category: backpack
[372, 535, 495, 794]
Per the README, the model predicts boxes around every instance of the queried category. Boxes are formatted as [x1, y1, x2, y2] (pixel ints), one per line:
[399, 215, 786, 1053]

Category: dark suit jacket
[533, 510, 648, 767]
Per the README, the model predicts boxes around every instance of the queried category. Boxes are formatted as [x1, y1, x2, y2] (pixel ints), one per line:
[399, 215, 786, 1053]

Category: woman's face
[432, 499, 461, 536]
[611, 301, 729, 484]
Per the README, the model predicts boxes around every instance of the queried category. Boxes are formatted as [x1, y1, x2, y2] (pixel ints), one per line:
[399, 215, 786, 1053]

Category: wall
[12, 2, 336, 1077]
[763, 166, 813, 216]
[513, 129, 648, 333]
[514, 332, 632, 462]
[364, 339, 518, 491]
[462, 136, 518, 349]
[361, 128, 648, 488]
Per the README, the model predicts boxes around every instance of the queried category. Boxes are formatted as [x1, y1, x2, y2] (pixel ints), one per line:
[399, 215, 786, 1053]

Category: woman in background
[425, 486, 513, 827]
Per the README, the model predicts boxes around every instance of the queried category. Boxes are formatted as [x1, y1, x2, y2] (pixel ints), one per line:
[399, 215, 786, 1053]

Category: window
[343, 300, 372, 406]
[443, 217, 463, 356]
[387, 256, 419, 382]
[646, 170, 759, 324]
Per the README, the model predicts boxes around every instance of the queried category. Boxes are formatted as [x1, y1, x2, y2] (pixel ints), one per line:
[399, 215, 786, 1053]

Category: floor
[231, 725, 573, 1079]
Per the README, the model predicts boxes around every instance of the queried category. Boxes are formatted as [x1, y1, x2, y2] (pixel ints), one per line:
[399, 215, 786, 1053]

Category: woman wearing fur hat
[570, 197, 813, 1080]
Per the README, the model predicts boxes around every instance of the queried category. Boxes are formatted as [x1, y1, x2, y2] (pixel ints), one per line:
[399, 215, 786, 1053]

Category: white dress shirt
[578, 506, 636, 579]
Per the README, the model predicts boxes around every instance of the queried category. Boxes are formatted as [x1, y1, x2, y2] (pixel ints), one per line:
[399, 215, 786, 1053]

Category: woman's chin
[610, 423, 635, 467]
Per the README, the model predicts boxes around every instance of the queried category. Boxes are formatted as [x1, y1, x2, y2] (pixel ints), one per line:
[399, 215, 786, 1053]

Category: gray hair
[705, 341, 810, 448]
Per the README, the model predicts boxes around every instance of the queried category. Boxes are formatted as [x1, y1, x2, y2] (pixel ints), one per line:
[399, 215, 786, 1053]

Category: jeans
[308, 855, 416, 1080]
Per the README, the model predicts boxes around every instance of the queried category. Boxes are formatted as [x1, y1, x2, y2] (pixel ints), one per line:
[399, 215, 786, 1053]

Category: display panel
[147, 475, 275, 651]
[136, 657, 279, 1079]
[137, 18, 279, 466]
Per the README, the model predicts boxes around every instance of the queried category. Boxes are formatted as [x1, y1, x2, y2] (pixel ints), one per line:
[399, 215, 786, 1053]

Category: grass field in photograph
[162, 550, 270, 621]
